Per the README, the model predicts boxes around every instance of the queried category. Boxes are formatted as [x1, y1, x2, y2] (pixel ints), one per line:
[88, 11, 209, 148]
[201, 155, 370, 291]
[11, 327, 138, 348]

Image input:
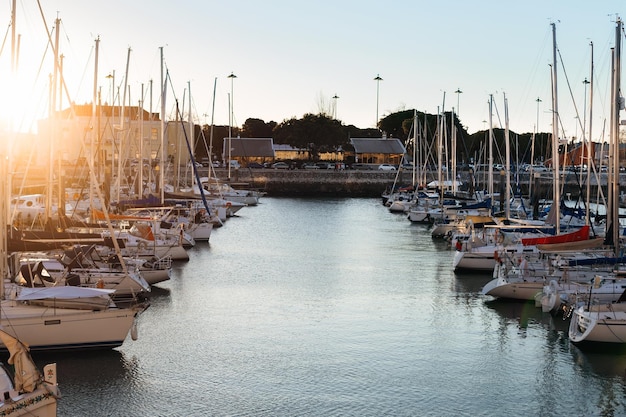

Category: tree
[379, 110, 416, 138]
[273, 113, 347, 159]
[198, 124, 232, 161]
[240, 118, 277, 137]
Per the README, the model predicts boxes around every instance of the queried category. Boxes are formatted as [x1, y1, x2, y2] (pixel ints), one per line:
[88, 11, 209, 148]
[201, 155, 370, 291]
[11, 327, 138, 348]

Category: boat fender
[131, 320, 138, 341]
[455, 240, 463, 251]
[494, 250, 500, 263]
[549, 279, 559, 292]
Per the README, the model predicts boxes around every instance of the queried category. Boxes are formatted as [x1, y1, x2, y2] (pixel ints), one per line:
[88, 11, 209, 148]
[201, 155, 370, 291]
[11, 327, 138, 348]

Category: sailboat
[568, 17, 626, 345]
[0, 329, 60, 416]
[0, 22, 148, 352]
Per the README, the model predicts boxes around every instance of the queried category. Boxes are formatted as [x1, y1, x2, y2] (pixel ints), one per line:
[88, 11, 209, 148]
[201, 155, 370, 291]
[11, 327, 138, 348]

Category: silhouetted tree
[273, 113, 347, 159]
[240, 118, 277, 137]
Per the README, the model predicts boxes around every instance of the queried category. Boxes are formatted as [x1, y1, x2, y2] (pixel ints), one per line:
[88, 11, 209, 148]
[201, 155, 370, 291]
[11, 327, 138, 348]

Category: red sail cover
[521, 225, 590, 246]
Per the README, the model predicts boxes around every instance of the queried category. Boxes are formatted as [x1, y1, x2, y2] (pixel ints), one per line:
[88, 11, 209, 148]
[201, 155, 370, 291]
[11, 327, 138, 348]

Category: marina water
[39, 197, 626, 416]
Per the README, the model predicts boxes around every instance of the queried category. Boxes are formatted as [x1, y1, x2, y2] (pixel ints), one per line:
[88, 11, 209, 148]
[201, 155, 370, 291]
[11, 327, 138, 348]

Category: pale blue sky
[4, 0, 625, 139]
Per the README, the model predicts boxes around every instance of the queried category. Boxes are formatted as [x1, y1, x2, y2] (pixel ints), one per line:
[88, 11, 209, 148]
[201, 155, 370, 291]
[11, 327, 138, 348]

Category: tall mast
[550, 22, 561, 234]
[585, 42, 594, 225]
[488, 95, 494, 206]
[451, 108, 457, 194]
[610, 18, 622, 254]
[139, 83, 144, 196]
[504, 93, 511, 219]
[90, 36, 99, 222]
[412, 110, 418, 187]
[159, 47, 166, 204]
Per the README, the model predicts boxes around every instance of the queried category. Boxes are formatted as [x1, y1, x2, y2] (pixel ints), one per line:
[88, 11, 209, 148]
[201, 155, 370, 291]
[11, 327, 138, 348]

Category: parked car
[247, 162, 264, 169]
[315, 162, 332, 169]
[271, 162, 289, 169]
[302, 162, 320, 169]
[378, 164, 397, 171]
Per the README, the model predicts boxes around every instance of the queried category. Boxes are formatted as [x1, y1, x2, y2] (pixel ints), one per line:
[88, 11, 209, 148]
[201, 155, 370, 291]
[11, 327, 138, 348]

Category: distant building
[35, 103, 194, 168]
[348, 136, 406, 165]
[222, 137, 275, 163]
[272, 143, 304, 161]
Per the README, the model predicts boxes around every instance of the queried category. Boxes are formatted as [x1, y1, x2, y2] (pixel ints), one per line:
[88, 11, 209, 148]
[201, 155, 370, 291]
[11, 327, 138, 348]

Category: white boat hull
[453, 250, 496, 272]
[0, 301, 141, 351]
[569, 304, 626, 344]
[482, 276, 545, 301]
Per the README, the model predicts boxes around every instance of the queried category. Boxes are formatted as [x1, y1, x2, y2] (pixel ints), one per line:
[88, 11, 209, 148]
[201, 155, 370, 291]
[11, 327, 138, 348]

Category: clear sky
[2, 0, 625, 139]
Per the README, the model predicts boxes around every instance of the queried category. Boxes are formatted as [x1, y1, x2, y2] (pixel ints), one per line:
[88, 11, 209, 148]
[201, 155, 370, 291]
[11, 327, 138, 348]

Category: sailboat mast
[139, 83, 144, 196]
[47, 17, 61, 223]
[504, 93, 511, 219]
[488, 95, 494, 205]
[160, 47, 166, 204]
[610, 18, 622, 255]
[551, 22, 561, 234]
[90, 36, 99, 222]
[451, 109, 457, 194]
[412, 110, 418, 187]
[585, 42, 594, 225]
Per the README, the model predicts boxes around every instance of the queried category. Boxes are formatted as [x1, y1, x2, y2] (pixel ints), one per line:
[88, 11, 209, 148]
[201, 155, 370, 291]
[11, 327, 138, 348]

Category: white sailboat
[569, 17, 626, 345]
[0, 28, 148, 352]
[0, 329, 60, 416]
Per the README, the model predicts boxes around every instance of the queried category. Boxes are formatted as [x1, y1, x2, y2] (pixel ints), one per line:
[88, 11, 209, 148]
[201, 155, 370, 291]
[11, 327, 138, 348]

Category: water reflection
[485, 298, 567, 331]
[571, 347, 626, 379]
[453, 272, 492, 294]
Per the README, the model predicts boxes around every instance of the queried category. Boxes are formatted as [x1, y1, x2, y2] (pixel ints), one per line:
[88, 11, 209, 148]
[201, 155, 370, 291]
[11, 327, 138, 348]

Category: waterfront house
[222, 137, 275, 165]
[348, 136, 406, 166]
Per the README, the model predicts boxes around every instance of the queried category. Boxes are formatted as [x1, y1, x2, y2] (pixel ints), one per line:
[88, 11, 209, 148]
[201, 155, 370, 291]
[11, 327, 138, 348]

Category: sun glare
[0, 63, 49, 136]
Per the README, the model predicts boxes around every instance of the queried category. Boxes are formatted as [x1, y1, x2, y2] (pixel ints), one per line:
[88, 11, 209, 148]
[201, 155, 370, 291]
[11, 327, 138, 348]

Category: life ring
[137, 241, 147, 251]
[226, 202, 232, 208]
[73, 193, 80, 200]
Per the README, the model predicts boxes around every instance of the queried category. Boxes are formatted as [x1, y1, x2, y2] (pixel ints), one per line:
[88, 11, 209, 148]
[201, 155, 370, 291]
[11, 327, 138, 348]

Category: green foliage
[379, 110, 416, 138]
[241, 118, 277, 137]
[209, 110, 554, 165]
[273, 113, 347, 159]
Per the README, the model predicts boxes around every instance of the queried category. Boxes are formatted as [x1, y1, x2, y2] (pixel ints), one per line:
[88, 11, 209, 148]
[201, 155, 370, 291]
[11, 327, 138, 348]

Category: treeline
[193, 110, 551, 165]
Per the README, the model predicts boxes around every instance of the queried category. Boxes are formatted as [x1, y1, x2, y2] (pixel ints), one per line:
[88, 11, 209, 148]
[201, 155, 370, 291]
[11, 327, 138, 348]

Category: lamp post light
[533, 97, 541, 166]
[227, 72, 237, 180]
[374, 74, 382, 129]
[454, 88, 463, 116]
[332, 94, 339, 119]
[582, 77, 590, 139]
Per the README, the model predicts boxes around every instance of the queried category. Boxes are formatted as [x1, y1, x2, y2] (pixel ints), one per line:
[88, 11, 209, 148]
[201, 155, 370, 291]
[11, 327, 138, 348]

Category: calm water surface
[41, 197, 626, 416]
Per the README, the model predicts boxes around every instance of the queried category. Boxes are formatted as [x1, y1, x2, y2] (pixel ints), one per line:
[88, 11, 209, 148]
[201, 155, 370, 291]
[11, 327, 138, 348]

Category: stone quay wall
[218, 168, 625, 199]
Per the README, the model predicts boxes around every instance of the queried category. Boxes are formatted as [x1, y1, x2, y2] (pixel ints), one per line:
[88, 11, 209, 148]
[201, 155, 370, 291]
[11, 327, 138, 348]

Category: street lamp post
[454, 88, 463, 116]
[533, 97, 541, 165]
[374, 74, 382, 130]
[332, 94, 339, 119]
[582, 77, 590, 139]
[227, 72, 237, 180]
